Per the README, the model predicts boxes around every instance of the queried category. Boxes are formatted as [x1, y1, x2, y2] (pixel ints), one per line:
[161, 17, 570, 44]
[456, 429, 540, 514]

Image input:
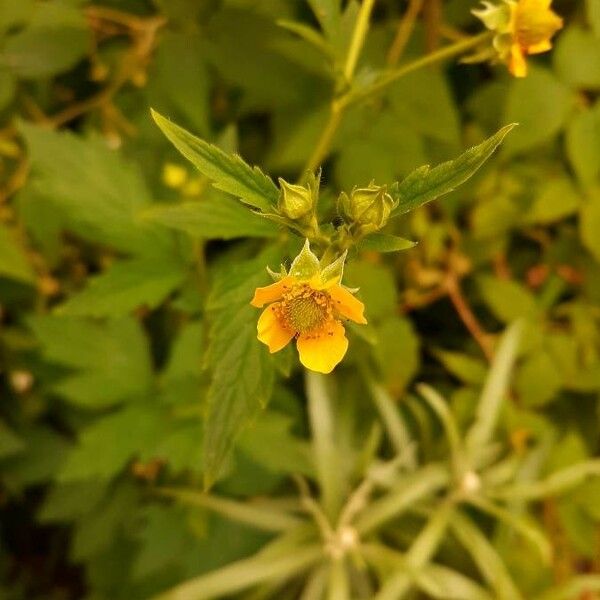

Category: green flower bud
[277, 178, 315, 220]
[338, 183, 396, 233]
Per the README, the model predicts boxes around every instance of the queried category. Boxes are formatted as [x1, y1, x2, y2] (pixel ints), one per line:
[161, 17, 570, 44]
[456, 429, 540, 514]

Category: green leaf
[432, 349, 487, 386]
[38, 480, 107, 522]
[465, 322, 523, 460]
[450, 511, 522, 600]
[21, 123, 170, 256]
[503, 68, 572, 155]
[151, 109, 279, 211]
[152, 543, 322, 600]
[537, 575, 600, 600]
[0, 420, 25, 458]
[355, 464, 450, 536]
[466, 495, 551, 564]
[238, 412, 313, 477]
[580, 190, 600, 262]
[0, 223, 35, 284]
[416, 564, 493, 600]
[156, 487, 302, 532]
[71, 480, 139, 561]
[373, 316, 420, 393]
[554, 26, 600, 90]
[524, 176, 581, 224]
[358, 232, 416, 253]
[1, 27, 88, 78]
[59, 404, 164, 482]
[0, 2, 89, 78]
[149, 31, 210, 136]
[0, 0, 33, 31]
[376, 504, 454, 600]
[57, 257, 188, 317]
[202, 249, 281, 487]
[391, 124, 515, 217]
[588, 0, 600, 36]
[366, 377, 413, 459]
[515, 350, 562, 407]
[0, 67, 16, 111]
[477, 276, 538, 323]
[566, 104, 600, 186]
[306, 372, 344, 521]
[142, 195, 279, 240]
[307, 0, 342, 43]
[1, 426, 69, 486]
[493, 460, 600, 501]
[29, 316, 153, 408]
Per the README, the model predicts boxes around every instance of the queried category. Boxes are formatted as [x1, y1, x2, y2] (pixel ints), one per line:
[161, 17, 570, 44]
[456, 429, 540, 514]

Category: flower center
[280, 285, 331, 334]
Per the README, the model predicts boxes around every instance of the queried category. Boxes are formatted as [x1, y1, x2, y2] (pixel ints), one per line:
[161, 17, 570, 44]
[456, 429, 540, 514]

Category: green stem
[303, 31, 492, 175]
[343, 0, 376, 82]
[344, 31, 493, 108]
[303, 0, 376, 174]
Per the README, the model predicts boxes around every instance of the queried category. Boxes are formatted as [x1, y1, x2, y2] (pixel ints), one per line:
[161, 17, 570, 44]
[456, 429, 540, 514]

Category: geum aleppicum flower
[472, 0, 563, 77]
[251, 241, 366, 374]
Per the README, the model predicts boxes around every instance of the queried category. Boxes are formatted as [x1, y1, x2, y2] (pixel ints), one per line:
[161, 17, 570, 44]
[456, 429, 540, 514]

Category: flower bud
[277, 178, 315, 220]
[339, 183, 396, 233]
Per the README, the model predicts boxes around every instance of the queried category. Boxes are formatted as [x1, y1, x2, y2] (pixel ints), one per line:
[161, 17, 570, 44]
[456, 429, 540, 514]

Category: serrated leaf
[0, 223, 35, 284]
[59, 404, 164, 482]
[202, 248, 282, 487]
[38, 480, 107, 522]
[0, 2, 89, 78]
[142, 194, 279, 240]
[21, 123, 170, 256]
[1, 426, 69, 486]
[152, 109, 279, 211]
[29, 316, 153, 408]
[391, 124, 515, 217]
[57, 257, 187, 317]
[0, 420, 25, 458]
[358, 232, 416, 253]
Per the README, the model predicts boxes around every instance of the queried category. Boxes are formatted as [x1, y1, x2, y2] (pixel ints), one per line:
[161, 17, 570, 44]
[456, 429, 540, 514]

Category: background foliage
[1, 0, 600, 598]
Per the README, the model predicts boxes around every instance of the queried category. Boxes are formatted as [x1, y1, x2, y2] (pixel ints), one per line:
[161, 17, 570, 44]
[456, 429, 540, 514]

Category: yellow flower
[251, 241, 366, 374]
[473, 0, 563, 77]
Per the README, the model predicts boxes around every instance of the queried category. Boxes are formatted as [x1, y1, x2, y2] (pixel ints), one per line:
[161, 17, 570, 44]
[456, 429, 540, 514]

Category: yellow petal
[527, 39, 552, 54]
[328, 284, 367, 324]
[251, 276, 295, 308]
[257, 304, 294, 353]
[520, 0, 552, 10]
[296, 320, 348, 374]
[508, 44, 527, 77]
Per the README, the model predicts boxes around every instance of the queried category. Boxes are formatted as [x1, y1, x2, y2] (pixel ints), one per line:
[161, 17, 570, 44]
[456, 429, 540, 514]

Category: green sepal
[289, 239, 320, 280]
[319, 250, 347, 287]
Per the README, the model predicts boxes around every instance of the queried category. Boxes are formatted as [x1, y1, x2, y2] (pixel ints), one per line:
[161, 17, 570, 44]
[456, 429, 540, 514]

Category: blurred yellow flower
[473, 0, 563, 77]
[251, 241, 366, 374]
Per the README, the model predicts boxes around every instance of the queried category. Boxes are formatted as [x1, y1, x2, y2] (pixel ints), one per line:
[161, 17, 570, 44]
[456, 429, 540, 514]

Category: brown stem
[445, 272, 494, 362]
[423, 0, 442, 52]
[386, 0, 424, 66]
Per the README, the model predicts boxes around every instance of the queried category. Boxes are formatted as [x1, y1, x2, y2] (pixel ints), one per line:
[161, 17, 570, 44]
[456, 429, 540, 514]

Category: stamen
[278, 284, 332, 334]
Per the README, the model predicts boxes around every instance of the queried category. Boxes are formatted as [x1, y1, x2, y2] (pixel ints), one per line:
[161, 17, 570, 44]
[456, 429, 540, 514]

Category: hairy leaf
[391, 124, 516, 217]
[152, 109, 279, 211]
[142, 194, 279, 239]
